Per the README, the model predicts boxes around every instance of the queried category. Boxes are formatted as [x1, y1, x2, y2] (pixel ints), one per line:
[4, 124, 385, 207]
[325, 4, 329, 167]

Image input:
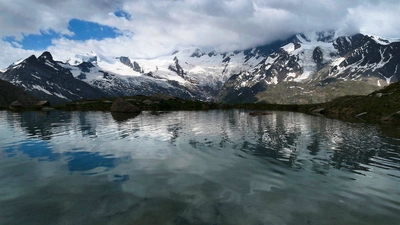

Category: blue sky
[1, 0, 400, 69]
[4, 19, 121, 50]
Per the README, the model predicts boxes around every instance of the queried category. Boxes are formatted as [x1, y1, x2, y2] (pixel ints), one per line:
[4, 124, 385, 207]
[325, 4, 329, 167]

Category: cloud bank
[1, 0, 400, 68]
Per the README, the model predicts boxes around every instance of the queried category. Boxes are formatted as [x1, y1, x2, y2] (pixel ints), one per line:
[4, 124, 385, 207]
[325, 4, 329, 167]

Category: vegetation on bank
[316, 82, 400, 122]
[1, 82, 400, 124]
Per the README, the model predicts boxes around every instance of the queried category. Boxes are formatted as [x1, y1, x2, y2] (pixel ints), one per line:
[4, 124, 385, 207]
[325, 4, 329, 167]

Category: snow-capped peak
[67, 52, 98, 66]
[171, 47, 206, 58]
[367, 35, 400, 45]
[7, 58, 25, 69]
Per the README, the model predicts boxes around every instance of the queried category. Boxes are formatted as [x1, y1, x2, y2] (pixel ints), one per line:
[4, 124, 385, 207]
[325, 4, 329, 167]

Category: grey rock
[37, 100, 51, 107]
[111, 98, 140, 113]
[10, 101, 23, 110]
[311, 108, 325, 114]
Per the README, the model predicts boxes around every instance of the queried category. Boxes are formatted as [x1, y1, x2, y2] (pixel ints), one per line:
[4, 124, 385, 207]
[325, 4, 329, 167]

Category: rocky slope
[299, 80, 400, 123]
[217, 32, 400, 104]
[0, 52, 108, 104]
[0, 79, 38, 107]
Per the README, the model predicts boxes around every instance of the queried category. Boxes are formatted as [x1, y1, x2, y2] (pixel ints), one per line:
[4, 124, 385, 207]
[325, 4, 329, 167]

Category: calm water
[0, 110, 399, 225]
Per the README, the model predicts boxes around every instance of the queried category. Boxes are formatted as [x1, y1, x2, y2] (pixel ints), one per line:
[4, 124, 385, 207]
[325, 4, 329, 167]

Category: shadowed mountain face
[0, 52, 108, 104]
[0, 79, 37, 106]
[1, 32, 399, 104]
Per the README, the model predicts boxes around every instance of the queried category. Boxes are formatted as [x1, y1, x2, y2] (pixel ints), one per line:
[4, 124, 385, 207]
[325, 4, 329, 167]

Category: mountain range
[1, 31, 399, 105]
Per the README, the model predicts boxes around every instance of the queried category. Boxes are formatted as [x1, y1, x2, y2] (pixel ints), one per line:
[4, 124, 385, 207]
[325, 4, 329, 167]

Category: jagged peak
[190, 48, 205, 58]
[38, 51, 54, 62]
[7, 57, 30, 69]
[363, 34, 400, 45]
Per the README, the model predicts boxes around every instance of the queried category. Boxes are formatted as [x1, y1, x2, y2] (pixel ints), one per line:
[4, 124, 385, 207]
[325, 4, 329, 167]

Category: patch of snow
[9, 58, 24, 68]
[294, 70, 313, 82]
[45, 61, 59, 70]
[386, 76, 392, 85]
[54, 92, 69, 100]
[31, 74, 41, 79]
[285, 72, 296, 81]
[31, 85, 52, 95]
[272, 76, 278, 85]
[281, 43, 295, 53]
[368, 35, 399, 45]
[331, 57, 346, 67]
[67, 52, 98, 66]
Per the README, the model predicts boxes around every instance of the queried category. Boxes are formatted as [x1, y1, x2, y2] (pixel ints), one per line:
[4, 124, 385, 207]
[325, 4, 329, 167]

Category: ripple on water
[0, 110, 399, 225]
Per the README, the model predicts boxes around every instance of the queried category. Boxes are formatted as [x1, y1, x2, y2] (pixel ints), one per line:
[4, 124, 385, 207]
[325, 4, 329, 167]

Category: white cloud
[0, 40, 40, 69]
[1, 0, 400, 68]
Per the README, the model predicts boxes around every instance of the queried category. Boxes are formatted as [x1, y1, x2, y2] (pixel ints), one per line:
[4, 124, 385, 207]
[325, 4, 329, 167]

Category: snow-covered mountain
[57, 37, 296, 102]
[1, 31, 399, 104]
[0, 52, 107, 104]
[217, 32, 400, 103]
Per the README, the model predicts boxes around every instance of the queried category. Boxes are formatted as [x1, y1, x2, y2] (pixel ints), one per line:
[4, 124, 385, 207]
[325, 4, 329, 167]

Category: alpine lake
[0, 109, 399, 225]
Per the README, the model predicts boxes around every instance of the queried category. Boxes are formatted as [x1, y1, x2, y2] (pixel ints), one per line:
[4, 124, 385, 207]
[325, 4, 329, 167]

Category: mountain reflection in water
[0, 110, 399, 225]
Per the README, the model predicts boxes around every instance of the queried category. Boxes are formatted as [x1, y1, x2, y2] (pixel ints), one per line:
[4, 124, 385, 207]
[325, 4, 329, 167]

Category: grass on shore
[2, 82, 400, 124]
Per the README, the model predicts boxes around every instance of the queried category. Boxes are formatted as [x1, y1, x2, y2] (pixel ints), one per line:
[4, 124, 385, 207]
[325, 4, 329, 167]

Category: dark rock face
[119, 56, 143, 73]
[110, 98, 141, 113]
[169, 57, 186, 78]
[0, 79, 37, 106]
[0, 52, 107, 104]
[77, 62, 95, 73]
[133, 61, 142, 73]
[313, 47, 325, 70]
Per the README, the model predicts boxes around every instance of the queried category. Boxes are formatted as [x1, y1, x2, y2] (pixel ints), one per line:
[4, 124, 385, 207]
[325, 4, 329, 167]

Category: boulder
[9, 101, 23, 110]
[111, 98, 141, 113]
[311, 108, 325, 114]
[37, 100, 51, 107]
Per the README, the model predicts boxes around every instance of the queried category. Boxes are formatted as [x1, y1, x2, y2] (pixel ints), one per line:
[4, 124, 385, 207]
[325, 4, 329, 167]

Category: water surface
[0, 110, 399, 225]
